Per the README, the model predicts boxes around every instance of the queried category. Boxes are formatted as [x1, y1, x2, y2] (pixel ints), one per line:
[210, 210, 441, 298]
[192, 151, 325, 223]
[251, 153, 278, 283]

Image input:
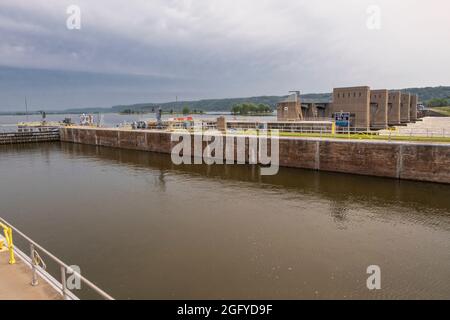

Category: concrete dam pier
[60, 127, 450, 184]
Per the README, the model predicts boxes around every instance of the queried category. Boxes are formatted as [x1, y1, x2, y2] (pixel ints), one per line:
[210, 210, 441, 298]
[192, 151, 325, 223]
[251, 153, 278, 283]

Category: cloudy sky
[0, 0, 449, 110]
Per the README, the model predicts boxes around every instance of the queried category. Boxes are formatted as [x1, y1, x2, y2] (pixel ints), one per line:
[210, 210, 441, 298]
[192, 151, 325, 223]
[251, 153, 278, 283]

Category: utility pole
[24, 96, 29, 122]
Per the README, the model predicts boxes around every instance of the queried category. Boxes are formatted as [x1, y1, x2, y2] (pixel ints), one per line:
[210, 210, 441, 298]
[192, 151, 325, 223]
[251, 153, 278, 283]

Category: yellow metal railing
[0, 221, 16, 264]
[0, 217, 113, 300]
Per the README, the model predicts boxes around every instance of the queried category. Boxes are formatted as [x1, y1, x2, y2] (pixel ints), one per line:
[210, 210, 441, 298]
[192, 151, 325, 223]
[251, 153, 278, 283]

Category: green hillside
[109, 86, 449, 113]
[400, 86, 450, 102]
[53, 86, 450, 114]
[110, 93, 332, 113]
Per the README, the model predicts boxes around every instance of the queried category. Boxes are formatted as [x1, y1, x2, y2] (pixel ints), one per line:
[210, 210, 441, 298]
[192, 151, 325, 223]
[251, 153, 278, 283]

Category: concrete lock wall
[370, 89, 388, 129]
[410, 94, 418, 122]
[400, 93, 411, 123]
[388, 92, 401, 125]
[60, 127, 450, 184]
[330, 86, 371, 129]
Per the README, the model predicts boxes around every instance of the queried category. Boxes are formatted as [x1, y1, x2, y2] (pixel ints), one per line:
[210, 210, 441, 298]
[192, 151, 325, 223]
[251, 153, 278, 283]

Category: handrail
[0, 217, 114, 300]
[222, 126, 450, 139]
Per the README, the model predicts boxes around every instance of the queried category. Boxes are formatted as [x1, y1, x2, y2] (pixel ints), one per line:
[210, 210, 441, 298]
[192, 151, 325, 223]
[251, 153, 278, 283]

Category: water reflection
[57, 142, 450, 225]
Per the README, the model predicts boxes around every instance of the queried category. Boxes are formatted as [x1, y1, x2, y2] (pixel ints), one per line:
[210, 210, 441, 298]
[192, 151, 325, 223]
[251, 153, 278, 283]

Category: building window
[359, 92, 361, 97]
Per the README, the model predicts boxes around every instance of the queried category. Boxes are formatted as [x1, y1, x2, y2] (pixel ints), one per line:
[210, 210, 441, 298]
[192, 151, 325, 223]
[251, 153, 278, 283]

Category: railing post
[6, 227, 15, 264]
[1, 217, 114, 300]
[61, 265, 68, 300]
[30, 244, 39, 286]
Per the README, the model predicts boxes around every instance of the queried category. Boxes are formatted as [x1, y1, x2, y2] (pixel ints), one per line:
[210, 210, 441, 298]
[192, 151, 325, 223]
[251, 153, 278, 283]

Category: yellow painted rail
[0, 221, 16, 264]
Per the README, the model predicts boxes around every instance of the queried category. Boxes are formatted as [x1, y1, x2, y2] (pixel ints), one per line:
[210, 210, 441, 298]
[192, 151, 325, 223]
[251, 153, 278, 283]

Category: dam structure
[277, 86, 420, 130]
[2, 84, 449, 186]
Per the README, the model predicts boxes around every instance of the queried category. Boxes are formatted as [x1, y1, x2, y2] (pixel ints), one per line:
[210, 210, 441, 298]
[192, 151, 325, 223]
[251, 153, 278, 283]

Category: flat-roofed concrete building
[410, 94, 418, 122]
[400, 93, 411, 123]
[277, 93, 303, 121]
[388, 92, 401, 125]
[370, 89, 388, 129]
[275, 86, 419, 129]
[330, 86, 371, 129]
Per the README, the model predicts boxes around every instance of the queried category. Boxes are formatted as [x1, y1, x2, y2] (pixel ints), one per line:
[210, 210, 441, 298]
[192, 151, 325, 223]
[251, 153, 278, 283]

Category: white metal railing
[129, 123, 450, 141]
[223, 126, 450, 140]
[0, 217, 114, 300]
[302, 117, 334, 122]
[378, 128, 449, 138]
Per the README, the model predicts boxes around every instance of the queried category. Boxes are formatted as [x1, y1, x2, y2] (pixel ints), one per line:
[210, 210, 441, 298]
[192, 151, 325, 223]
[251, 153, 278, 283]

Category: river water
[0, 142, 449, 299]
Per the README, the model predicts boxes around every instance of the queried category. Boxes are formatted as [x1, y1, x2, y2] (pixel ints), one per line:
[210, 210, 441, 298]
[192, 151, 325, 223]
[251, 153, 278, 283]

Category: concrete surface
[0, 251, 60, 300]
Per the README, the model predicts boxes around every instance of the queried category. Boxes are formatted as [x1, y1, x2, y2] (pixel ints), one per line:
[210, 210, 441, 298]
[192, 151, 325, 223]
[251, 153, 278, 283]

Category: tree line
[426, 98, 450, 108]
[231, 103, 273, 115]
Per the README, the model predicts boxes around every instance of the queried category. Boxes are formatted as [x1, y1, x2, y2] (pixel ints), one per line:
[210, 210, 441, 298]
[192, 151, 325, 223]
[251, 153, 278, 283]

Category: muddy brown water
[0, 142, 449, 299]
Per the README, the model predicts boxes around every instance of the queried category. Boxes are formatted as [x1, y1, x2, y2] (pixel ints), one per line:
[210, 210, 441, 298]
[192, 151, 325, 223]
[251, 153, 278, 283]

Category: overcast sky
[0, 0, 449, 110]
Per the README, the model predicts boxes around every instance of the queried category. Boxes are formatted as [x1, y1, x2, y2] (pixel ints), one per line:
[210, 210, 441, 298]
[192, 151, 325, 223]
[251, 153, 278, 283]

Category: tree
[230, 102, 272, 115]
[231, 104, 241, 115]
[182, 107, 190, 115]
[427, 98, 449, 107]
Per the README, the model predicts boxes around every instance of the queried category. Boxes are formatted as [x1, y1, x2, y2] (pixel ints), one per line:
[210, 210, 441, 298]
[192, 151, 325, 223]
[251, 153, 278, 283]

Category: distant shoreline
[0, 85, 447, 115]
[0, 111, 278, 116]
[0, 111, 230, 116]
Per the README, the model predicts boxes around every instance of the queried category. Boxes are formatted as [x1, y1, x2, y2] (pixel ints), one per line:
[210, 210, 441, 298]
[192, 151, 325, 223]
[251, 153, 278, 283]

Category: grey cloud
[0, 0, 449, 110]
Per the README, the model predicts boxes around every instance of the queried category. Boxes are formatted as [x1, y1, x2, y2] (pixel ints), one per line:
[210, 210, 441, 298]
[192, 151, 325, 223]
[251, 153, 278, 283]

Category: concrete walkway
[0, 251, 60, 300]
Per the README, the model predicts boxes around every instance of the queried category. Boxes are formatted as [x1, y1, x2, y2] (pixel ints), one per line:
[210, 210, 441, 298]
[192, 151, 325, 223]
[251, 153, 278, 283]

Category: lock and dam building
[276, 86, 419, 130]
